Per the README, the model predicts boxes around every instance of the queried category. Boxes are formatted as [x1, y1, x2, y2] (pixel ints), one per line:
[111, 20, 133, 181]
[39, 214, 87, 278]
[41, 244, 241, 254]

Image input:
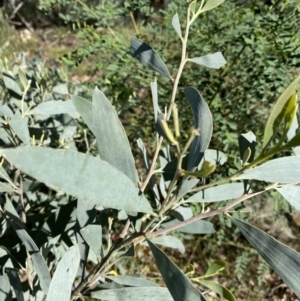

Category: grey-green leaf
[46, 245, 80, 301]
[232, 217, 300, 297]
[189, 52, 226, 69]
[0, 274, 12, 301]
[147, 239, 207, 301]
[4, 198, 51, 294]
[129, 37, 171, 79]
[237, 156, 300, 183]
[92, 87, 137, 184]
[201, 0, 225, 13]
[176, 179, 199, 201]
[71, 95, 95, 135]
[149, 235, 185, 254]
[172, 13, 182, 38]
[89, 287, 173, 301]
[184, 87, 213, 171]
[0, 182, 15, 192]
[162, 219, 215, 234]
[187, 183, 244, 203]
[27, 100, 79, 118]
[277, 186, 300, 210]
[80, 224, 102, 259]
[2, 71, 22, 98]
[1, 147, 152, 213]
[9, 111, 30, 144]
[107, 275, 159, 287]
[6, 268, 24, 301]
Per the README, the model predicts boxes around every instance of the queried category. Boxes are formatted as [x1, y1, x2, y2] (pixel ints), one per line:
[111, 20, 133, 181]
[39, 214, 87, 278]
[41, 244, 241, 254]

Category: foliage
[1, 1, 300, 301]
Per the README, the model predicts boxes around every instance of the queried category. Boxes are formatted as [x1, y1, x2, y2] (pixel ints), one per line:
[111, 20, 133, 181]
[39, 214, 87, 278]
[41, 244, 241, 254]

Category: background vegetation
[1, 0, 300, 300]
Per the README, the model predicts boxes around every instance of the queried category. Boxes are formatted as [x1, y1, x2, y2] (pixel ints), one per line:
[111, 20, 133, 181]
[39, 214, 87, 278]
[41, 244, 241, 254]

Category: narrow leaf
[76, 199, 96, 278]
[71, 95, 95, 135]
[1, 147, 153, 213]
[0, 182, 15, 192]
[238, 131, 256, 164]
[6, 268, 24, 301]
[184, 87, 213, 171]
[4, 198, 51, 293]
[147, 239, 207, 301]
[277, 186, 300, 210]
[199, 280, 236, 301]
[149, 236, 185, 254]
[92, 87, 137, 184]
[107, 275, 159, 287]
[9, 111, 30, 145]
[2, 71, 22, 98]
[232, 217, 300, 297]
[27, 100, 80, 118]
[137, 138, 160, 208]
[172, 13, 182, 38]
[155, 113, 176, 144]
[129, 37, 171, 79]
[263, 75, 300, 149]
[89, 287, 173, 301]
[237, 156, 300, 183]
[46, 245, 80, 301]
[80, 224, 102, 258]
[151, 78, 160, 122]
[176, 179, 199, 201]
[0, 274, 12, 301]
[187, 183, 244, 203]
[201, 0, 225, 12]
[189, 52, 226, 69]
[162, 219, 215, 234]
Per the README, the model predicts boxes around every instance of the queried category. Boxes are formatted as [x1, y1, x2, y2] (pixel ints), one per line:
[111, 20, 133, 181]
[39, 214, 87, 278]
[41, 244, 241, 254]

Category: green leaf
[129, 37, 172, 79]
[238, 131, 256, 164]
[27, 100, 80, 118]
[92, 87, 137, 184]
[1, 147, 153, 214]
[4, 198, 51, 294]
[198, 280, 236, 301]
[184, 87, 213, 171]
[107, 275, 159, 287]
[80, 224, 102, 259]
[231, 217, 300, 297]
[237, 156, 300, 183]
[147, 239, 207, 301]
[284, 131, 300, 151]
[89, 287, 173, 301]
[205, 260, 227, 276]
[46, 245, 80, 301]
[172, 13, 182, 39]
[200, 0, 225, 13]
[263, 75, 300, 149]
[155, 113, 176, 144]
[9, 111, 30, 145]
[276, 186, 300, 210]
[187, 183, 244, 203]
[188, 52, 226, 69]
[71, 95, 95, 135]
